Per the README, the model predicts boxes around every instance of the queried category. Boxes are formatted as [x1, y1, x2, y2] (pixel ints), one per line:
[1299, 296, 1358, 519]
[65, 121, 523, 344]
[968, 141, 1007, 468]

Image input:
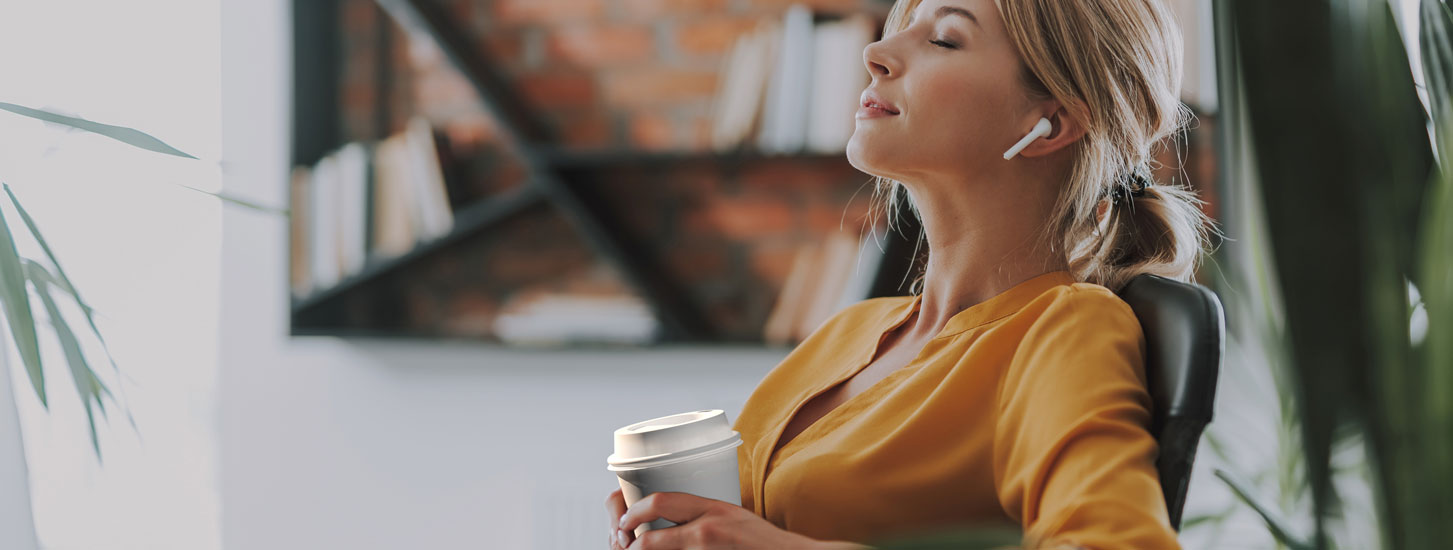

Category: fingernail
[616, 529, 627, 548]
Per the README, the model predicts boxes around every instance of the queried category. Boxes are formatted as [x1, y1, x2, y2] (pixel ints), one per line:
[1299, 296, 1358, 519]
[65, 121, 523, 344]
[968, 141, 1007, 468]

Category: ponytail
[1073, 171, 1216, 292]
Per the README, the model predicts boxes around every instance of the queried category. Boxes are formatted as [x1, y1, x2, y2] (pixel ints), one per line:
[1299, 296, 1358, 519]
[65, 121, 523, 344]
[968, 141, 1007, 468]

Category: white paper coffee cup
[607, 409, 744, 537]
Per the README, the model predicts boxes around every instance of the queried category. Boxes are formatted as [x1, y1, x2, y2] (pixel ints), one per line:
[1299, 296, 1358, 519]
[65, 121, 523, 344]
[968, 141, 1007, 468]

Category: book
[402, 116, 455, 241]
[335, 141, 371, 277]
[289, 165, 312, 298]
[308, 151, 342, 290]
[710, 18, 780, 152]
[756, 4, 815, 154]
[371, 134, 420, 259]
[493, 292, 661, 346]
[763, 228, 890, 346]
[763, 242, 822, 346]
[794, 232, 862, 340]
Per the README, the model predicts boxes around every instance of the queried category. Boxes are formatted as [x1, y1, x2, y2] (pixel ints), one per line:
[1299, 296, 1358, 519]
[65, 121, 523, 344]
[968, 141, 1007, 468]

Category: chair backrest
[1115, 273, 1225, 532]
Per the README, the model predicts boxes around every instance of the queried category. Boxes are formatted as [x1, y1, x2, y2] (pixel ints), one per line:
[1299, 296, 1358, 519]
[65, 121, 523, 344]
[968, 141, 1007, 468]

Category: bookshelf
[287, 0, 918, 344]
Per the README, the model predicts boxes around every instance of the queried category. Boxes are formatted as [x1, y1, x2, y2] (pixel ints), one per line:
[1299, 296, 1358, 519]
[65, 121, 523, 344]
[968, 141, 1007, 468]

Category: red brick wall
[341, 0, 891, 150]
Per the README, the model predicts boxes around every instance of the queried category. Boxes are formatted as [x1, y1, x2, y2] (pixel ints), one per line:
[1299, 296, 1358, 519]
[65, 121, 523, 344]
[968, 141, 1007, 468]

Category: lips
[860, 90, 900, 115]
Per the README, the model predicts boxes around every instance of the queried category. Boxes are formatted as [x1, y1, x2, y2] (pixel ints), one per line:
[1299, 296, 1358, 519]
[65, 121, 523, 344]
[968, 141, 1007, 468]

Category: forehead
[908, 0, 988, 27]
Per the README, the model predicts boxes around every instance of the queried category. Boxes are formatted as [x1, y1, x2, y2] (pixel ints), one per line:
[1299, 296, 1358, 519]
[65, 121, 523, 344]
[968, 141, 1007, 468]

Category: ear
[1018, 103, 1087, 158]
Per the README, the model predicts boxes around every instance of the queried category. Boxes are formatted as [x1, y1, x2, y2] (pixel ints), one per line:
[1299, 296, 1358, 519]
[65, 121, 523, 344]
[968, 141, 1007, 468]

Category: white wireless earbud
[1002, 117, 1054, 160]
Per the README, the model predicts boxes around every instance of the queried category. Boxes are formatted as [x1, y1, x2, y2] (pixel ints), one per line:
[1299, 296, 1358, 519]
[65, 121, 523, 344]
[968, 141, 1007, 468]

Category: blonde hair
[868, 0, 1217, 293]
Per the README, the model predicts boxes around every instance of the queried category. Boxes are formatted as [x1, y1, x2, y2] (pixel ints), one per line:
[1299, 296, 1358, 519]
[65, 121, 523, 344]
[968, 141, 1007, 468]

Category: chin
[847, 137, 908, 184]
[845, 134, 883, 177]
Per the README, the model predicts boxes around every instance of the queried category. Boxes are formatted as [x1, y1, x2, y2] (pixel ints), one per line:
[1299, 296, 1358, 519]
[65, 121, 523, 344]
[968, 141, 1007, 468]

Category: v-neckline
[761, 294, 918, 475]
[763, 295, 924, 466]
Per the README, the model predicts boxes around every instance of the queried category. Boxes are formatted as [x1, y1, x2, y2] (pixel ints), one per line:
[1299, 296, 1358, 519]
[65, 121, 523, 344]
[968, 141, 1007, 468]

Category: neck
[896, 167, 1069, 340]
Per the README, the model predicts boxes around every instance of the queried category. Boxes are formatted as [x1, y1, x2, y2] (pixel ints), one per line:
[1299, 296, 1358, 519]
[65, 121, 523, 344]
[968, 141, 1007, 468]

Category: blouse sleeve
[992, 287, 1181, 550]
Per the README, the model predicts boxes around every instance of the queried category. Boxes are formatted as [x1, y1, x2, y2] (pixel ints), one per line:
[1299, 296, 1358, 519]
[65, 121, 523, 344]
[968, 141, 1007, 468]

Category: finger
[608, 488, 630, 549]
[606, 488, 628, 528]
[617, 492, 717, 537]
[626, 525, 691, 550]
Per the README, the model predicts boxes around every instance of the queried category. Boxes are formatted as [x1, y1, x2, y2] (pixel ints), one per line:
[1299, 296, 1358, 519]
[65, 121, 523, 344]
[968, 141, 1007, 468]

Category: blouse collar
[891, 270, 1077, 340]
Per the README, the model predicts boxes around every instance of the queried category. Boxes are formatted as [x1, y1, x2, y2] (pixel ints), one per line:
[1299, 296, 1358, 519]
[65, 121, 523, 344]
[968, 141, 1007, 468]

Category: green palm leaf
[1214, 468, 1314, 550]
[24, 260, 110, 461]
[1227, 0, 1452, 548]
[1416, 0, 1453, 536]
[3, 185, 93, 312]
[0, 104, 286, 215]
[176, 184, 288, 217]
[0, 198, 45, 409]
[4, 183, 135, 431]
[0, 101, 195, 159]
[20, 260, 114, 412]
[1421, 0, 1453, 137]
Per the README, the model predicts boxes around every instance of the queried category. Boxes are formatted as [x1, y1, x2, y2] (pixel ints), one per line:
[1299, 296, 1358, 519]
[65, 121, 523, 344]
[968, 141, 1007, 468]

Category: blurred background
[0, 0, 1447, 548]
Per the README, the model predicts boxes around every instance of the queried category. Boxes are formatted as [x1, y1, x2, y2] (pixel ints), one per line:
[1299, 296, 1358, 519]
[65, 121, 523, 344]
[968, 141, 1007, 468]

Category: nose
[863, 40, 894, 78]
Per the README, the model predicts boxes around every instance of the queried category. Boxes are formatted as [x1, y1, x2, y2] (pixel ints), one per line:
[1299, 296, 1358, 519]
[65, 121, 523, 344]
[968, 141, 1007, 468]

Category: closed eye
[930, 38, 958, 49]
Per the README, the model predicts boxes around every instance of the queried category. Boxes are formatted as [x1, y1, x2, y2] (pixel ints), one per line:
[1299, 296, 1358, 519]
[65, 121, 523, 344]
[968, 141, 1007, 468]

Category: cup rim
[606, 432, 742, 471]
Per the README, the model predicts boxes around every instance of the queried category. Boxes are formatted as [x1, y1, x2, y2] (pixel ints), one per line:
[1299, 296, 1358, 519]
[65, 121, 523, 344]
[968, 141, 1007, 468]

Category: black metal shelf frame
[290, 184, 546, 316]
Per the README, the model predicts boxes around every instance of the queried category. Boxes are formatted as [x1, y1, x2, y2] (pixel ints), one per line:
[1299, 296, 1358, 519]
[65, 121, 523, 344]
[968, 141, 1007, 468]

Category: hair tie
[1109, 165, 1154, 205]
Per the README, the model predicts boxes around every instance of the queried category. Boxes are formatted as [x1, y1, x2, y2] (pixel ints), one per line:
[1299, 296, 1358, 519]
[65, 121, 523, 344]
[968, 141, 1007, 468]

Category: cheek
[910, 75, 1016, 153]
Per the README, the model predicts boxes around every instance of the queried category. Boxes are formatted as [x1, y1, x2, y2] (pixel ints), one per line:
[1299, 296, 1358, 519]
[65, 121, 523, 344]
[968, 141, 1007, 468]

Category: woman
[607, 0, 1214, 548]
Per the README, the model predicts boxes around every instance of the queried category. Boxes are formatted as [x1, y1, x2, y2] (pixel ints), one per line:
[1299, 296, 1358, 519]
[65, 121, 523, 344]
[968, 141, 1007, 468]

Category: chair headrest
[1116, 273, 1226, 425]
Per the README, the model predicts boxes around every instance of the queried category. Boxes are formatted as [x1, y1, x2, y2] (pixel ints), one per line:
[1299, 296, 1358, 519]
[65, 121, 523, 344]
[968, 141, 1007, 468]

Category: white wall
[218, 2, 782, 548]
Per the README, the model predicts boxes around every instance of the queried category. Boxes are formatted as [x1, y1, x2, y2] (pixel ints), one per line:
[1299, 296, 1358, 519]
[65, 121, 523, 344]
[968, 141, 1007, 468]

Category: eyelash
[930, 38, 958, 49]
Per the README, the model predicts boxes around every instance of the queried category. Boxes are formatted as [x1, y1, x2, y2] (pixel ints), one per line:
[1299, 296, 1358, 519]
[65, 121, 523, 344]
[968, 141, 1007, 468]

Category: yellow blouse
[733, 270, 1180, 549]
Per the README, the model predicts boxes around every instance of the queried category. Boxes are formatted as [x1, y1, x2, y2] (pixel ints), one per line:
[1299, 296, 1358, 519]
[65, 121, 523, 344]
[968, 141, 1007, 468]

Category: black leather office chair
[1115, 273, 1225, 532]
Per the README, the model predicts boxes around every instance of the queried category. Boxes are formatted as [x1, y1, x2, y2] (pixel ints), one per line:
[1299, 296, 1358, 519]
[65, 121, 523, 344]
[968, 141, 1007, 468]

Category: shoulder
[1019, 281, 1141, 337]
[998, 282, 1149, 398]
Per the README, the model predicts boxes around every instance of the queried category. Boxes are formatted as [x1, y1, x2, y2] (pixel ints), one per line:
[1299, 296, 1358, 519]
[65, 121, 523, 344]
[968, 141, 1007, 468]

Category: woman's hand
[607, 488, 632, 550]
[609, 490, 856, 550]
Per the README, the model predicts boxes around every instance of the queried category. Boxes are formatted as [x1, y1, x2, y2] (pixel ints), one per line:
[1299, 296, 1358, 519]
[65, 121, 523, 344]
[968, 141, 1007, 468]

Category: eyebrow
[907, 5, 981, 28]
